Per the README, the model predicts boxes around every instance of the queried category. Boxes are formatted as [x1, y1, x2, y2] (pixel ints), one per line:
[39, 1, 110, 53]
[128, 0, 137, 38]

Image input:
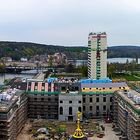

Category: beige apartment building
[88, 32, 107, 79]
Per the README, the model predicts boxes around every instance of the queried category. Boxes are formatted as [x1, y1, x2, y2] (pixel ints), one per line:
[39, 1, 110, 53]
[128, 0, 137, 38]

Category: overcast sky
[0, 0, 140, 46]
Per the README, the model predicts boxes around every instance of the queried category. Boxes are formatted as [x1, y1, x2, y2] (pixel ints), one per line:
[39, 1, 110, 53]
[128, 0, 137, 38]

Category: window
[35, 82, 38, 87]
[42, 86, 45, 90]
[110, 105, 113, 110]
[96, 97, 99, 102]
[48, 106, 51, 110]
[103, 113, 106, 116]
[41, 98, 44, 101]
[48, 98, 51, 101]
[123, 87, 125, 89]
[75, 87, 79, 91]
[41, 105, 44, 109]
[83, 106, 85, 111]
[103, 105, 106, 111]
[90, 98, 92, 103]
[61, 87, 66, 90]
[96, 106, 99, 111]
[55, 98, 58, 101]
[110, 97, 113, 102]
[41, 94, 44, 96]
[89, 106, 92, 111]
[96, 112, 99, 116]
[69, 101, 72, 104]
[78, 107, 82, 112]
[109, 87, 112, 89]
[88, 40, 91, 44]
[34, 98, 37, 101]
[60, 100, 63, 103]
[119, 87, 121, 89]
[103, 87, 105, 90]
[55, 86, 58, 91]
[78, 101, 81, 104]
[103, 97, 106, 102]
[83, 98, 86, 103]
[60, 107, 63, 115]
[69, 107, 72, 115]
[83, 88, 85, 90]
[70, 87, 75, 91]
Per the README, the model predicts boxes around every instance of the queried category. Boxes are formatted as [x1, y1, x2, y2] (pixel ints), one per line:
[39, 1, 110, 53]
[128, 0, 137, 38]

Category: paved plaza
[88, 123, 119, 140]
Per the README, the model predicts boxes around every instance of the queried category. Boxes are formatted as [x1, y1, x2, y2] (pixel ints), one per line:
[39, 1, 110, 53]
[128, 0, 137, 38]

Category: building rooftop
[0, 88, 23, 112]
[57, 77, 79, 83]
[28, 77, 114, 84]
[28, 77, 79, 84]
[89, 32, 106, 35]
[79, 78, 112, 84]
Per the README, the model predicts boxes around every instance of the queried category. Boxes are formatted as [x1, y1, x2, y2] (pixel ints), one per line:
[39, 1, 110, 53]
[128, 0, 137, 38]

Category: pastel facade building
[88, 32, 107, 79]
[26, 78, 129, 121]
[80, 79, 129, 118]
[26, 79, 59, 119]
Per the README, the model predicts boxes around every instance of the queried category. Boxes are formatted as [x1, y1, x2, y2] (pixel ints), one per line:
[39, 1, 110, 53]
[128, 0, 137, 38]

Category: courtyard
[17, 119, 119, 140]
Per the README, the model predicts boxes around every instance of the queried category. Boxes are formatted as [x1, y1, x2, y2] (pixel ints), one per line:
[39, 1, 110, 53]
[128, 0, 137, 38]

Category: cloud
[0, 0, 140, 46]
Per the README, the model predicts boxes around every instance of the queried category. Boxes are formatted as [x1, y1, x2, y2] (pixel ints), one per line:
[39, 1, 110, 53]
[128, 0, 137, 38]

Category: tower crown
[72, 111, 85, 138]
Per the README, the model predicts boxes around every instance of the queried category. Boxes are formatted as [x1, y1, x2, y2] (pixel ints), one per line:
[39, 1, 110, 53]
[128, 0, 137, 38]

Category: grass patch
[112, 73, 140, 81]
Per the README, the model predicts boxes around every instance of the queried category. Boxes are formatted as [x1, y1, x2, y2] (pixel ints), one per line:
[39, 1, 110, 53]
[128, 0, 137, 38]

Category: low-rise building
[59, 93, 82, 121]
[80, 79, 129, 118]
[26, 79, 59, 119]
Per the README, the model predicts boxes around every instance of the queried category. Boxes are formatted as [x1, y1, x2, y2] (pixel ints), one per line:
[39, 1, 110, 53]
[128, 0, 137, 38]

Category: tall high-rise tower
[88, 32, 107, 79]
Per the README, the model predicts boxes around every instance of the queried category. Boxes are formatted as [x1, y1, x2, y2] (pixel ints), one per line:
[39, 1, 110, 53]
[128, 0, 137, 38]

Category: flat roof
[0, 89, 23, 112]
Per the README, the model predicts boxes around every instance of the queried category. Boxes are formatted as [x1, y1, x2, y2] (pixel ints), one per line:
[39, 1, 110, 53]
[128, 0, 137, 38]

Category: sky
[0, 0, 140, 46]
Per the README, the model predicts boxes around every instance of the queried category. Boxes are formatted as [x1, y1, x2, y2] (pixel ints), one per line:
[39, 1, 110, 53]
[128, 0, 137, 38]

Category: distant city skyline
[0, 0, 140, 46]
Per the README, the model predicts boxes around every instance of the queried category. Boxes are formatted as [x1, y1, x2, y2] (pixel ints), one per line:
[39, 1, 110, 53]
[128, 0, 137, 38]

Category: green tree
[107, 63, 116, 78]
[0, 63, 5, 73]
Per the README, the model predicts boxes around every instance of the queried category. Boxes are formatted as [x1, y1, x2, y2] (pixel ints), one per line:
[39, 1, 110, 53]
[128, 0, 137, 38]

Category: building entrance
[68, 116, 73, 121]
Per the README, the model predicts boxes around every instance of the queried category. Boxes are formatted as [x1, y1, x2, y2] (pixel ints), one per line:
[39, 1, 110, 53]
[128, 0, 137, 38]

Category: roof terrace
[0, 88, 22, 112]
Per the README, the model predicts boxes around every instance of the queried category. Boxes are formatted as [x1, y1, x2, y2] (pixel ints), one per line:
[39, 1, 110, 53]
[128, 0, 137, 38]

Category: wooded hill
[108, 46, 140, 58]
[0, 41, 140, 60]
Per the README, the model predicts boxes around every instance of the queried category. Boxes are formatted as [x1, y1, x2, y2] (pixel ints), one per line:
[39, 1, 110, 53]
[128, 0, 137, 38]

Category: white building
[88, 32, 107, 79]
[59, 93, 82, 121]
